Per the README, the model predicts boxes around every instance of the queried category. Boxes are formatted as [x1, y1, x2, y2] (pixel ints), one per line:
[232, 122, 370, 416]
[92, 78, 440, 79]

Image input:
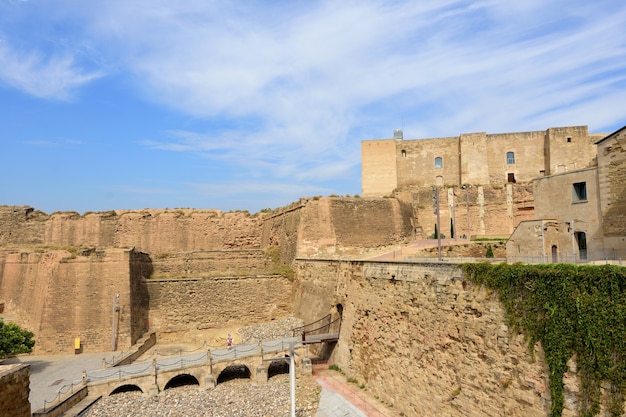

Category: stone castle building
[361, 125, 607, 240]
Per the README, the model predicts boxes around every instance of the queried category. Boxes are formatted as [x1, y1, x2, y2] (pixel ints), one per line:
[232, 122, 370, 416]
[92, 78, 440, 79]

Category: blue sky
[1, 0, 625, 214]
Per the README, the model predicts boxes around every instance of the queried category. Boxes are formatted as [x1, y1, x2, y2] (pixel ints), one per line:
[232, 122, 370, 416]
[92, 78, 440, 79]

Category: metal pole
[433, 186, 442, 261]
[452, 188, 457, 241]
[111, 293, 120, 351]
[571, 219, 576, 263]
[111, 296, 116, 351]
[290, 342, 296, 417]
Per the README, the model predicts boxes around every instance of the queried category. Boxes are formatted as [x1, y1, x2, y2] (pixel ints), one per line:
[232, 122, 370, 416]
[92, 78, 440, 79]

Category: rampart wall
[144, 275, 293, 343]
[150, 250, 270, 279]
[293, 259, 553, 417]
[261, 197, 414, 261]
[0, 206, 263, 254]
[0, 364, 30, 417]
[0, 249, 143, 354]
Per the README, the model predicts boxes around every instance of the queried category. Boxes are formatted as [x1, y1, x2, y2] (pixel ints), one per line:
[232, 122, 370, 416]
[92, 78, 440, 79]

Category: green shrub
[0, 320, 35, 359]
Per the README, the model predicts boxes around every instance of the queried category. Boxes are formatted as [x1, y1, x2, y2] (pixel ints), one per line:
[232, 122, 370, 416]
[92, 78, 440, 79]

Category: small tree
[0, 320, 35, 358]
[485, 245, 494, 258]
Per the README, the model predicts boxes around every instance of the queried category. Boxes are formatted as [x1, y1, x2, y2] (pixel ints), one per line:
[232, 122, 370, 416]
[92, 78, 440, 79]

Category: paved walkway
[4, 351, 114, 413]
[313, 368, 391, 417]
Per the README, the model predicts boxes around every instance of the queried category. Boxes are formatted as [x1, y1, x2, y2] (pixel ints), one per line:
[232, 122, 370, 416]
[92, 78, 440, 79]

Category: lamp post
[462, 185, 472, 240]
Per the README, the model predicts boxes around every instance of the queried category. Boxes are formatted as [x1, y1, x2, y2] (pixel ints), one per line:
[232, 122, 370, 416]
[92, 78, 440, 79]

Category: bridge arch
[164, 373, 200, 390]
[216, 364, 251, 384]
[267, 357, 290, 379]
[110, 384, 143, 395]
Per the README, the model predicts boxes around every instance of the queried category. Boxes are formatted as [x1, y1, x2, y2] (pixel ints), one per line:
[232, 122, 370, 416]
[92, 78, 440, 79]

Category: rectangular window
[572, 182, 587, 202]
[506, 151, 515, 165]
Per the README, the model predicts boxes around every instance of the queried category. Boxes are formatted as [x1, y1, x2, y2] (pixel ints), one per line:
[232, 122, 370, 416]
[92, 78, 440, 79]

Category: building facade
[362, 126, 602, 197]
[507, 125, 626, 263]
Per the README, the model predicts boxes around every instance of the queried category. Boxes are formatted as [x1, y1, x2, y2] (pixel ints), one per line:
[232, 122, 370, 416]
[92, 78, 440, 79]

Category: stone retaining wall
[0, 363, 30, 417]
[294, 259, 552, 417]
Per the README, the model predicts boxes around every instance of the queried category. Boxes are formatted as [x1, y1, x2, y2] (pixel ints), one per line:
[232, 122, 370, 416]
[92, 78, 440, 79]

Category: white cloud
[3, 0, 626, 209]
[0, 42, 102, 100]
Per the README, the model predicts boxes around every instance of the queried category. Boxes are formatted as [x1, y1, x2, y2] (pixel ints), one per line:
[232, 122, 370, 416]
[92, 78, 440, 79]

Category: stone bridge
[86, 336, 310, 397]
[34, 316, 341, 416]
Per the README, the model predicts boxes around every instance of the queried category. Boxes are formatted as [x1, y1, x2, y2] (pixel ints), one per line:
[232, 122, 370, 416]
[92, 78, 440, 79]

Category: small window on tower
[573, 182, 587, 202]
[401, 150, 406, 158]
[506, 151, 515, 165]
[434, 157, 443, 169]
[507, 173, 516, 183]
[567, 137, 572, 143]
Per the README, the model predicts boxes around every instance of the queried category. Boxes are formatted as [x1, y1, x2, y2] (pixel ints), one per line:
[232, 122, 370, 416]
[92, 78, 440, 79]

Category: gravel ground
[84, 317, 320, 417]
[238, 316, 303, 342]
[83, 374, 321, 417]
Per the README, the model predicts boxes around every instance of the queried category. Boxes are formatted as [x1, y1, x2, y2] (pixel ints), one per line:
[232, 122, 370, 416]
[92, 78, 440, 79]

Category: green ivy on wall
[462, 263, 626, 417]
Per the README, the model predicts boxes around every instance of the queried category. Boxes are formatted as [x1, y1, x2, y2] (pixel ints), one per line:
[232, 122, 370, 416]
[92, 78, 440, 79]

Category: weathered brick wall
[145, 275, 293, 340]
[294, 260, 553, 417]
[0, 364, 30, 417]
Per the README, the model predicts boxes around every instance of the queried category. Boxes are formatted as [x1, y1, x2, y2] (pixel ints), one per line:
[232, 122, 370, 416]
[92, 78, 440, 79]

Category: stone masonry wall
[0, 364, 30, 417]
[413, 183, 535, 238]
[294, 259, 552, 417]
[0, 206, 263, 254]
[150, 250, 270, 279]
[295, 197, 414, 258]
[0, 249, 137, 354]
[261, 197, 414, 263]
[145, 275, 293, 342]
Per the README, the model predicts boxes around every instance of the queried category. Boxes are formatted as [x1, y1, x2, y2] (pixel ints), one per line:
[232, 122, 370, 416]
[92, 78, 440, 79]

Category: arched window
[506, 151, 515, 165]
[401, 150, 406, 158]
[434, 157, 443, 169]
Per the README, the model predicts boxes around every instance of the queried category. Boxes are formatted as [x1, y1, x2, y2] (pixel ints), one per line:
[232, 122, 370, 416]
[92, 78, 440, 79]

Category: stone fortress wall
[294, 259, 554, 417]
[0, 195, 619, 416]
[0, 198, 413, 354]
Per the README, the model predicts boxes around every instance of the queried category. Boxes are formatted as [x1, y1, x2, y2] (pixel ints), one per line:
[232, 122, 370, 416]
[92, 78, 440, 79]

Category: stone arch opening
[164, 373, 200, 390]
[336, 304, 343, 319]
[268, 358, 290, 379]
[217, 364, 251, 384]
[110, 384, 143, 395]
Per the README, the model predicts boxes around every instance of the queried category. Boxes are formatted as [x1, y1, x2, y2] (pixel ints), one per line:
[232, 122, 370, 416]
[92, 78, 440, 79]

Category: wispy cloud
[2, 0, 625, 213]
[0, 41, 102, 100]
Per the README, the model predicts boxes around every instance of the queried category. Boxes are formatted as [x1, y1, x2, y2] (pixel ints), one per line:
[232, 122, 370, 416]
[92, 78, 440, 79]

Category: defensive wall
[0, 207, 263, 254]
[0, 363, 30, 417]
[293, 258, 615, 417]
[144, 275, 293, 343]
[0, 248, 144, 354]
[0, 197, 413, 354]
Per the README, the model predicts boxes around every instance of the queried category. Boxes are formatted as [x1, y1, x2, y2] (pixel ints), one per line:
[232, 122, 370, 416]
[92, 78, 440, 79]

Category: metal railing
[508, 249, 626, 265]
